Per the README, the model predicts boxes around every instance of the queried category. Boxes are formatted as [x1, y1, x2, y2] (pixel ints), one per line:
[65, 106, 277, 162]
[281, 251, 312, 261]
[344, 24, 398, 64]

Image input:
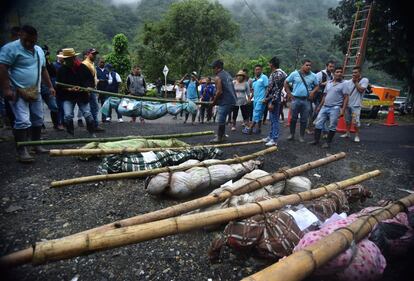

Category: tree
[138, 0, 238, 80]
[328, 0, 414, 98]
[105, 34, 131, 79]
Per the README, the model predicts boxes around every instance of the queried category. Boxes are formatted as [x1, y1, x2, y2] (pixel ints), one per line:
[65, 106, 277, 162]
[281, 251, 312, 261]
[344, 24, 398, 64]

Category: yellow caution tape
[362, 100, 394, 106]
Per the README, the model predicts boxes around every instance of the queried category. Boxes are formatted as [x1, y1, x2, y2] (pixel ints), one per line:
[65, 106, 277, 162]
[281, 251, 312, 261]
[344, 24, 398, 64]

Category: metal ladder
[342, 2, 373, 79]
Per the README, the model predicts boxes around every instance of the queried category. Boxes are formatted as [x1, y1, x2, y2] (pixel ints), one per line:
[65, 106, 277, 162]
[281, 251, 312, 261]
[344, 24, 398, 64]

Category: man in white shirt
[340, 66, 369, 143]
[105, 64, 123, 122]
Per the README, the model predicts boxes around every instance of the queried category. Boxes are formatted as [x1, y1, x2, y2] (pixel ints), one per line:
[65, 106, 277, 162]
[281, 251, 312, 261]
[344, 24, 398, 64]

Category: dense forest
[1, 0, 404, 88]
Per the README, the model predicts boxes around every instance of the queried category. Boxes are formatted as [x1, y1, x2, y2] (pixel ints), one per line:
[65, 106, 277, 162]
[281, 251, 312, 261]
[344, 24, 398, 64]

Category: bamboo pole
[243, 193, 414, 281]
[50, 146, 278, 188]
[56, 82, 211, 105]
[1, 152, 347, 267]
[49, 140, 265, 157]
[17, 131, 214, 147]
[0, 170, 380, 267]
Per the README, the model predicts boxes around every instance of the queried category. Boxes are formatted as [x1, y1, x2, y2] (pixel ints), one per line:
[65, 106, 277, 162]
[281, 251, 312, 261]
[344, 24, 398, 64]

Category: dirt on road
[1, 117, 413, 281]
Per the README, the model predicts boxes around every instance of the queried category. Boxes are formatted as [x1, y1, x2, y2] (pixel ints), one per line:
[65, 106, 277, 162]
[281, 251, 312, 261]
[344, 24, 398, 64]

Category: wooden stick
[243, 193, 414, 281]
[69, 152, 346, 232]
[50, 147, 278, 188]
[0, 170, 380, 267]
[49, 140, 265, 157]
[1, 152, 346, 267]
[17, 131, 214, 147]
[56, 82, 211, 105]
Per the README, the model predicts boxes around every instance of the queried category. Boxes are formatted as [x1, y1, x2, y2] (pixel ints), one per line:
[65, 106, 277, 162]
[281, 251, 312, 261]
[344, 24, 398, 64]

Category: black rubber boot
[31, 126, 48, 153]
[299, 123, 306, 143]
[13, 129, 34, 163]
[309, 128, 322, 145]
[50, 111, 59, 129]
[66, 120, 75, 136]
[86, 120, 96, 138]
[322, 131, 336, 148]
[210, 125, 226, 143]
[288, 121, 296, 140]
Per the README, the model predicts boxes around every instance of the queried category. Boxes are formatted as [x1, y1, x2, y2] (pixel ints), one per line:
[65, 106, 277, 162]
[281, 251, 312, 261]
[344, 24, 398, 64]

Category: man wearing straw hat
[56, 48, 96, 137]
[0, 25, 55, 163]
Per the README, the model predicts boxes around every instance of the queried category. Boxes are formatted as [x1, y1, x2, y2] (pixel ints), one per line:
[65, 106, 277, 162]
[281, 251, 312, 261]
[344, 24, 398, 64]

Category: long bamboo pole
[0, 152, 347, 267]
[50, 146, 278, 188]
[17, 131, 214, 147]
[56, 82, 211, 105]
[0, 170, 380, 267]
[243, 193, 414, 281]
[49, 140, 265, 157]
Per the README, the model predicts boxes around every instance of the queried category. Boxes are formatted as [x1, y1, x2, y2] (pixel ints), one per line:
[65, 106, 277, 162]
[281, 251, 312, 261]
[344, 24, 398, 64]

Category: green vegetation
[7, 0, 406, 89]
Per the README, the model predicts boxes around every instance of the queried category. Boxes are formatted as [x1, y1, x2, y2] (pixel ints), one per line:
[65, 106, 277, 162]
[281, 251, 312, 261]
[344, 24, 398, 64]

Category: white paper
[141, 151, 157, 163]
[220, 180, 233, 188]
[287, 207, 319, 231]
[321, 212, 347, 227]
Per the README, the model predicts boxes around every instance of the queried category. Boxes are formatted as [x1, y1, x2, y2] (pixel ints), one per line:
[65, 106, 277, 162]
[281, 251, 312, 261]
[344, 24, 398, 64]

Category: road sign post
[163, 65, 169, 98]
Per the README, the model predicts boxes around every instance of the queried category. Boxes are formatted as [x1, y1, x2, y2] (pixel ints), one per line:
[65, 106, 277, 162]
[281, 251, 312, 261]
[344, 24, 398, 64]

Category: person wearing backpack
[284, 59, 320, 142]
[262, 57, 287, 146]
[311, 60, 335, 134]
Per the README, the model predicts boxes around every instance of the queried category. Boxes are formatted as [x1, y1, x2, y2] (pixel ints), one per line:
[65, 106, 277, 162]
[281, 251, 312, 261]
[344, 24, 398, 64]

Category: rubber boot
[210, 125, 226, 143]
[31, 126, 48, 153]
[50, 111, 59, 130]
[322, 130, 336, 148]
[309, 128, 322, 145]
[299, 123, 306, 143]
[86, 120, 97, 138]
[66, 120, 75, 136]
[288, 121, 296, 140]
[13, 129, 34, 163]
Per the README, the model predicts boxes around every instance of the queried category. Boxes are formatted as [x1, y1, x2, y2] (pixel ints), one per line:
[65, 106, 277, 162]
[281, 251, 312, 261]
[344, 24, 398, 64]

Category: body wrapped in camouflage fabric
[98, 147, 222, 174]
[208, 185, 372, 261]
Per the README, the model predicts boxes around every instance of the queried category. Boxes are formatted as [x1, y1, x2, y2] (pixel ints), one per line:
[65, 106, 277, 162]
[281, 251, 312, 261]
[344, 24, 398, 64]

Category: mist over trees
[3, 0, 406, 89]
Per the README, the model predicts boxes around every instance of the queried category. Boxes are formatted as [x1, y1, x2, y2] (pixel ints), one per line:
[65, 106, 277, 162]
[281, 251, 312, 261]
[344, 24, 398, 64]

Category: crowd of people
[0, 25, 369, 163]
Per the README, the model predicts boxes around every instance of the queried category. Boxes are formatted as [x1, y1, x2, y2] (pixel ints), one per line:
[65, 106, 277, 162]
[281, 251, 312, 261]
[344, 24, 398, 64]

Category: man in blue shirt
[242, 65, 268, 134]
[0, 25, 55, 162]
[210, 60, 236, 143]
[199, 77, 215, 123]
[181, 71, 199, 124]
[284, 59, 319, 142]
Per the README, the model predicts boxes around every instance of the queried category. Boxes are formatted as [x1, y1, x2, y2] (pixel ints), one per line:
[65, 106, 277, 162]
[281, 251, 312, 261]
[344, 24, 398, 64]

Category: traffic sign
[163, 65, 169, 76]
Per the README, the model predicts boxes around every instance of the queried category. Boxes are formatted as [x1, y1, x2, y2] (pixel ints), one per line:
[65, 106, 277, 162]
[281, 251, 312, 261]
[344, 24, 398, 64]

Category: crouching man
[310, 66, 349, 148]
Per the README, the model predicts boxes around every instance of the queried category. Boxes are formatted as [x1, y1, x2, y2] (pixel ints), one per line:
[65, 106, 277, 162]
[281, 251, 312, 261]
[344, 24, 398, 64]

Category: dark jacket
[56, 62, 95, 103]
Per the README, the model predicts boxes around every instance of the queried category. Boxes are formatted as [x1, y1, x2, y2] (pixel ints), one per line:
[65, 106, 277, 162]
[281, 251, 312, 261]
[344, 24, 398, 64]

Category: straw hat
[57, 48, 80, 58]
[236, 70, 247, 77]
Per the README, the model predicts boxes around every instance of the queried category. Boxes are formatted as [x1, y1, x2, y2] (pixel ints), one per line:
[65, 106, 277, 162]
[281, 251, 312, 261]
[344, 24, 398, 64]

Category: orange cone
[286, 108, 292, 127]
[336, 116, 355, 133]
[384, 105, 398, 126]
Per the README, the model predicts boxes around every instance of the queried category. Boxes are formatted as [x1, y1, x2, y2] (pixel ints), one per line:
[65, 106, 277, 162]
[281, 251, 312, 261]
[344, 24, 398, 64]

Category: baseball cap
[209, 59, 223, 68]
[191, 71, 198, 77]
[86, 48, 99, 55]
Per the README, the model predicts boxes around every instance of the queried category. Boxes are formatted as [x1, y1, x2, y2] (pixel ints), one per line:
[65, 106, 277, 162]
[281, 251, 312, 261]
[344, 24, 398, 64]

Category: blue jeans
[56, 97, 65, 125]
[315, 105, 341, 131]
[268, 103, 281, 141]
[40, 84, 58, 112]
[291, 98, 311, 131]
[9, 88, 44, 129]
[217, 104, 234, 125]
[63, 100, 93, 124]
[89, 92, 99, 126]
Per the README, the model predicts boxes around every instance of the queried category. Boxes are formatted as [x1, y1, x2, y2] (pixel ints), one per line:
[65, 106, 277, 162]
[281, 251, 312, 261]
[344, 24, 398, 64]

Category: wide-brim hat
[57, 48, 80, 58]
[236, 70, 247, 77]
